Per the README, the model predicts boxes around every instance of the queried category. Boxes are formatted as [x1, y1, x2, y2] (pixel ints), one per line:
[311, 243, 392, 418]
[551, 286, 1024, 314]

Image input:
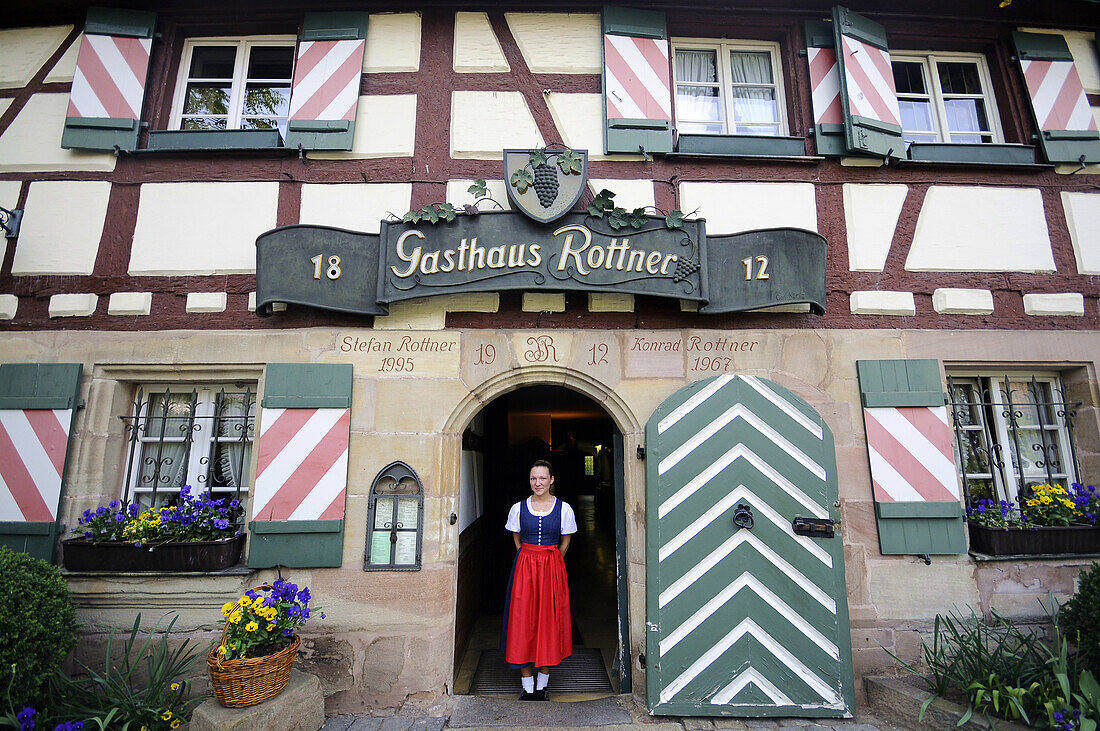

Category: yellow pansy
[229, 611, 242, 624]
[267, 623, 276, 631]
[217, 644, 228, 655]
[171, 720, 181, 729]
[221, 602, 234, 616]
[161, 710, 172, 721]
[171, 682, 180, 691]
[238, 595, 251, 606]
[245, 621, 259, 632]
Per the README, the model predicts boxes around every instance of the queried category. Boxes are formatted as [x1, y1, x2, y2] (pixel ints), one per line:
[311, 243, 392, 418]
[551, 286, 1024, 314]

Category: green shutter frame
[856, 359, 967, 555]
[832, 6, 904, 161]
[61, 8, 156, 152]
[805, 20, 847, 157]
[284, 12, 369, 152]
[248, 363, 353, 568]
[1011, 32, 1100, 165]
[0, 363, 83, 561]
[602, 6, 673, 155]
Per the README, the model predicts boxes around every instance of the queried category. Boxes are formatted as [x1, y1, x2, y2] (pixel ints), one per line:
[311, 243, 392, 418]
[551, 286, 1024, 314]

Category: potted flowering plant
[207, 579, 324, 708]
[966, 482, 1100, 555]
[62, 486, 246, 572]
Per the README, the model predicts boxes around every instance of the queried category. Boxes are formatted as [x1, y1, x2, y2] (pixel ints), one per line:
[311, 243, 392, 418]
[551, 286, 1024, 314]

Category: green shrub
[0, 546, 77, 707]
[1062, 561, 1100, 672]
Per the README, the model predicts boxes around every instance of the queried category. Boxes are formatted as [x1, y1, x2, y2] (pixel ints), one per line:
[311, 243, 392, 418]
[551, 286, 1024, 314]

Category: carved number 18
[311, 254, 343, 280]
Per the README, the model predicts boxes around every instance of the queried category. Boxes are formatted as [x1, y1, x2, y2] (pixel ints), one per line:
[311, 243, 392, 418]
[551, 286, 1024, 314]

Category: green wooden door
[645, 375, 854, 717]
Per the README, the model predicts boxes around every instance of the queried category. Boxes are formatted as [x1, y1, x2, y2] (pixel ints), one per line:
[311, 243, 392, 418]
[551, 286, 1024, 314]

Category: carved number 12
[741, 255, 769, 281]
[311, 254, 343, 280]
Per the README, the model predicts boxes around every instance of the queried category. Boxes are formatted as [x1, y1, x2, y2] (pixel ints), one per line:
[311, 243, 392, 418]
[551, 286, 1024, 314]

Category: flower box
[62, 533, 245, 572]
[968, 523, 1100, 556]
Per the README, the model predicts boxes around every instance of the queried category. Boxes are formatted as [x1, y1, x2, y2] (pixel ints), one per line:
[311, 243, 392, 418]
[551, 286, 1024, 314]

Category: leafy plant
[0, 547, 77, 709]
[1023, 483, 1085, 526]
[216, 579, 323, 661]
[964, 672, 1033, 725]
[1063, 561, 1100, 671]
[72, 487, 244, 545]
[966, 497, 1027, 528]
[48, 613, 199, 730]
[586, 189, 687, 232]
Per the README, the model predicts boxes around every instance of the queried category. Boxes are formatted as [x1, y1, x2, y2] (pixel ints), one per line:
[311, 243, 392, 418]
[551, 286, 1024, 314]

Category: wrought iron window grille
[947, 374, 1081, 505]
[119, 386, 255, 507]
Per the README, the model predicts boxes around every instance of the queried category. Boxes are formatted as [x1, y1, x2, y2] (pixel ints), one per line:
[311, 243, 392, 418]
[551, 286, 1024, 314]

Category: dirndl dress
[501, 497, 574, 667]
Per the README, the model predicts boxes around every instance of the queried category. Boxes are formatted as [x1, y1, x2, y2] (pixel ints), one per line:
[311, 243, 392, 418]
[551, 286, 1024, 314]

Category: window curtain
[213, 395, 252, 489]
[675, 50, 720, 123]
[729, 51, 778, 132]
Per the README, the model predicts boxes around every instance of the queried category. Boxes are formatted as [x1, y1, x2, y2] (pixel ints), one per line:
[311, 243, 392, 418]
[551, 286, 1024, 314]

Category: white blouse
[505, 498, 578, 535]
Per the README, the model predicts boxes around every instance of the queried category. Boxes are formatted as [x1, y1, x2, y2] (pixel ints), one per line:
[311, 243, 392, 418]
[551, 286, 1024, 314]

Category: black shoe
[534, 689, 549, 701]
[519, 690, 537, 701]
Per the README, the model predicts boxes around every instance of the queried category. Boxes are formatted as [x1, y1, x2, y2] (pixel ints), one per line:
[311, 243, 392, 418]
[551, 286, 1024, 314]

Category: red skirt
[504, 543, 572, 667]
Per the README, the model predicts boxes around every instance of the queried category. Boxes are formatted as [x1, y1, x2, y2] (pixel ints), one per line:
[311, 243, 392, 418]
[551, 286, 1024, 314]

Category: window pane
[676, 85, 721, 122]
[729, 51, 773, 85]
[208, 392, 255, 489]
[243, 84, 290, 117]
[893, 62, 926, 95]
[143, 393, 193, 439]
[944, 98, 988, 135]
[247, 46, 294, 80]
[189, 46, 236, 79]
[937, 62, 983, 95]
[678, 120, 725, 134]
[675, 50, 717, 83]
[184, 83, 231, 116]
[898, 99, 936, 136]
[181, 116, 228, 131]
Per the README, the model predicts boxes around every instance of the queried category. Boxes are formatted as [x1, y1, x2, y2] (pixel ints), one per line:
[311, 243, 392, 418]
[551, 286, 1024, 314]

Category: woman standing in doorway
[502, 459, 577, 700]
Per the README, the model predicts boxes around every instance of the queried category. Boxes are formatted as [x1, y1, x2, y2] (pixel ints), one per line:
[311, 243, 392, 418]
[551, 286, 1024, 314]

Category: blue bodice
[519, 498, 563, 545]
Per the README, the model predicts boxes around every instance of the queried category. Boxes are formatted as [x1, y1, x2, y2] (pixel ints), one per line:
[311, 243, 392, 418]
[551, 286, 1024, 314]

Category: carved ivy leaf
[557, 149, 584, 175]
[511, 168, 535, 194]
[664, 210, 685, 230]
[439, 202, 458, 222]
[528, 150, 548, 168]
[629, 207, 649, 228]
[587, 189, 617, 217]
[402, 210, 421, 224]
[607, 207, 630, 230]
[421, 204, 441, 224]
[467, 179, 488, 199]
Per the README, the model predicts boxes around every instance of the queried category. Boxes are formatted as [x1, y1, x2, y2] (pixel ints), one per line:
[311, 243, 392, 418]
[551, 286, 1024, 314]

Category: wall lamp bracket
[0, 206, 22, 239]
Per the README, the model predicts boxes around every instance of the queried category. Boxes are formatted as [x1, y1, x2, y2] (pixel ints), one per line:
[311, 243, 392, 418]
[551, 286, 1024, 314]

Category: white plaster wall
[906, 186, 1054, 272]
[300, 183, 413, 234]
[129, 183, 278, 275]
[588, 179, 656, 211]
[678, 182, 818, 235]
[0, 99, 10, 118]
[44, 35, 80, 83]
[1061, 192, 1100, 275]
[309, 95, 416, 160]
[0, 94, 116, 173]
[0, 26, 72, 88]
[849, 291, 916, 316]
[12, 181, 111, 276]
[843, 184, 908, 271]
[364, 14, 421, 72]
[545, 93, 641, 161]
[454, 13, 509, 72]
[0, 181, 20, 265]
[451, 91, 543, 159]
[446, 180, 512, 210]
[505, 13, 602, 73]
[932, 288, 994, 315]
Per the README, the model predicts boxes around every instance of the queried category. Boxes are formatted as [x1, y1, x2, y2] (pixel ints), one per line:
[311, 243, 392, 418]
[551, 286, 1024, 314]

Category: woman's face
[529, 466, 554, 497]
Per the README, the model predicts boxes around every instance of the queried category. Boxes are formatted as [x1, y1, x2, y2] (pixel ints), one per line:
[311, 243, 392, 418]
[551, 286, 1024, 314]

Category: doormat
[468, 648, 613, 695]
[448, 696, 631, 728]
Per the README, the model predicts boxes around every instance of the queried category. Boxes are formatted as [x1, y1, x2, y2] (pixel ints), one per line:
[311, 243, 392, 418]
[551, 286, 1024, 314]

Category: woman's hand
[559, 534, 571, 556]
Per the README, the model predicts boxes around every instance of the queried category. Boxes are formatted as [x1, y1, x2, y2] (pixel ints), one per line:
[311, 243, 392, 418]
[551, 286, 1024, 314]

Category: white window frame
[671, 39, 788, 136]
[168, 36, 297, 133]
[947, 370, 1078, 505]
[124, 383, 256, 505]
[891, 51, 1003, 145]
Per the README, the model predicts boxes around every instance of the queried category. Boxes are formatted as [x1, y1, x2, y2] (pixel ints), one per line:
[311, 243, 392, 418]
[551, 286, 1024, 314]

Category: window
[170, 38, 296, 137]
[121, 385, 256, 506]
[947, 372, 1080, 506]
[365, 461, 423, 571]
[892, 53, 1001, 144]
[672, 40, 786, 136]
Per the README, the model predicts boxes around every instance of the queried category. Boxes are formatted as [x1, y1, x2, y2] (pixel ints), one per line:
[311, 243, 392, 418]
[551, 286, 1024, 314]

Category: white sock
[521, 675, 535, 693]
[536, 672, 550, 691]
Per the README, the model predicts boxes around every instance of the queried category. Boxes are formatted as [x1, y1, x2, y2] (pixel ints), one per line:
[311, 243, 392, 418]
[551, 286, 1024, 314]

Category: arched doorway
[452, 384, 629, 698]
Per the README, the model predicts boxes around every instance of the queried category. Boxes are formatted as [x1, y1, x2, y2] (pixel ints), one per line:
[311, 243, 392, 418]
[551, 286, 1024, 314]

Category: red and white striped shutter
[253, 406, 351, 521]
[61, 8, 156, 152]
[831, 6, 904, 161]
[1012, 32, 1100, 165]
[602, 6, 673, 154]
[856, 360, 967, 555]
[285, 12, 369, 152]
[0, 364, 83, 561]
[805, 20, 845, 156]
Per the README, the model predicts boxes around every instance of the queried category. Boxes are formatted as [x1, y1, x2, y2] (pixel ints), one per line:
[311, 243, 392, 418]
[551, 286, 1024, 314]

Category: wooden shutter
[856, 360, 967, 555]
[284, 12, 369, 152]
[831, 6, 904, 161]
[0, 363, 83, 561]
[602, 6, 673, 155]
[1012, 32, 1100, 165]
[61, 7, 156, 152]
[248, 363, 353, 568]
[805, 20, 846, 156]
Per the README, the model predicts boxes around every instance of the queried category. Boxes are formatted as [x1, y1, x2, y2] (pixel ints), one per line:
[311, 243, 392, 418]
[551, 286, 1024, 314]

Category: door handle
[732, 503, 754, 530]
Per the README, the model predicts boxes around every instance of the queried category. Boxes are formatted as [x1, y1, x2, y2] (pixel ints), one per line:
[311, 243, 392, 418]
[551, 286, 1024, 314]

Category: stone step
[863, 675, 1031, 731]
[191, 669, 325, 731]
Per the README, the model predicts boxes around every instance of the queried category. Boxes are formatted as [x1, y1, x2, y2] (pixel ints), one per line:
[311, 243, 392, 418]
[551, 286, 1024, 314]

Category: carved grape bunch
[673, 257, 700, 282]
[532, 163, 559, 208]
